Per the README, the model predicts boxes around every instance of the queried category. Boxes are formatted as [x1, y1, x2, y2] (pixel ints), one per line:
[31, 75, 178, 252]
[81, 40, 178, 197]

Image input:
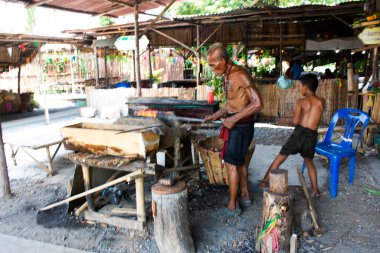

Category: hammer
[297, 166, 326, 236]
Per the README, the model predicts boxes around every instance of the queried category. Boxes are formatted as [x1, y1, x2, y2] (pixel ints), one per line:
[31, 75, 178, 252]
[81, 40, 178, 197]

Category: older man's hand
[204, 115, 216, 122]
[223, 117, 236, 129]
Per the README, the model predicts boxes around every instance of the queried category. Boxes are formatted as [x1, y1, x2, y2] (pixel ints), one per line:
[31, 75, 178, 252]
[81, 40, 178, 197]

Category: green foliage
[365, 188, 380, 196]
[170, 0, 361, 16]
[25, 7, 36, 33]
[207, 75, 226, 104]
[147, 68, 165, 83]
[100, 16, 115, 27]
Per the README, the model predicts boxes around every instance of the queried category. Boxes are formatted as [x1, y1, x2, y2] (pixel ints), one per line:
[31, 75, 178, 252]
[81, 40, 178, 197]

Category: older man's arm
[204, 103, 228, 121]
[224, 76, 263, 129]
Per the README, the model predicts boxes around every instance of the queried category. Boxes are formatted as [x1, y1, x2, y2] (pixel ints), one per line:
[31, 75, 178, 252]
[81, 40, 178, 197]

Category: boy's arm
[293, 100, 302, 126]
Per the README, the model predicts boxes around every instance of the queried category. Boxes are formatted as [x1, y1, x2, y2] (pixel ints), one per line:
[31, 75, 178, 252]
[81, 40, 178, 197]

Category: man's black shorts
[224, 123, 254, 166]
[280, 124, 318, 158]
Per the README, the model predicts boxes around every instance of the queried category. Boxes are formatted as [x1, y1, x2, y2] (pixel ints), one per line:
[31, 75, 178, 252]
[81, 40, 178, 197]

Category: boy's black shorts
[280, 124, 318, 158]
[224, 123, 254, 166]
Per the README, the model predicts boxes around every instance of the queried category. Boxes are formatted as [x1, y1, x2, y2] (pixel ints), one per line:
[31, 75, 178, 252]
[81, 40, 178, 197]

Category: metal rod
[115, 124, 161, 135]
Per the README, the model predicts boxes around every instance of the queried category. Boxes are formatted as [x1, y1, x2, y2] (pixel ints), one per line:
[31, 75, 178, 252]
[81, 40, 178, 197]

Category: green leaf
[365, 188, 380, 196]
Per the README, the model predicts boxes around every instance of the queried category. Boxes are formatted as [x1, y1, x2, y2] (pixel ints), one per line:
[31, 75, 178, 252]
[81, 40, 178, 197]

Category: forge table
[65, 152, 155, 231]
[6, 136, 63, 176]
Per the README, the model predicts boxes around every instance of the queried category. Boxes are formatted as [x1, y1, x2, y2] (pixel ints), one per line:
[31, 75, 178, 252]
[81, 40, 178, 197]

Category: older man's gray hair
[207, 43, 229, 61]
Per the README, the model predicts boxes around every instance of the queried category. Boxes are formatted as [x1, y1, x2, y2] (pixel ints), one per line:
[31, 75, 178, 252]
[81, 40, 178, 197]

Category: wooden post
[69, 50, 75, 93]
[94, 47, 99, 86]
[148, 45, 153, 86]
[0, 118, 11, 198]
[39, 49, 49, 125]
[104, 47, 108, 88]
[17, 64, 21, 94]
[279, 20, 283, 76]
[134, 0, 142, 97]
[372, 47, 378, 84]
[151, 181, 195, 253]
[135, 177, 146, 222]
[260, 169, 293, 253]
[196, 25, 201, 87]
[81, 165, 94, 210]
[290, 234, 297, 253]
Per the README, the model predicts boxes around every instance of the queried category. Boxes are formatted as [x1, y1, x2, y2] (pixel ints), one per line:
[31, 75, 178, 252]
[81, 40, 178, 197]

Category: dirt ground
[0, 116, 379, 253]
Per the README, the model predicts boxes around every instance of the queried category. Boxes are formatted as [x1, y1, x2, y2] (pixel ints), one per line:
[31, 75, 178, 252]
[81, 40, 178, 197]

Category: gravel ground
[0, 122, 379, 253]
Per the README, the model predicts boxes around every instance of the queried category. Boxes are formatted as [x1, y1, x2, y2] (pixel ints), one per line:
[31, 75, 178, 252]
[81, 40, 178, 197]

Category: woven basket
[199, 136, 255, 185]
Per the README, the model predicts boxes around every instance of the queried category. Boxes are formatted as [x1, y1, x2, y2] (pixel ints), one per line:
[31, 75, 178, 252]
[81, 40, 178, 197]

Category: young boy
[260, 73, 324, 196]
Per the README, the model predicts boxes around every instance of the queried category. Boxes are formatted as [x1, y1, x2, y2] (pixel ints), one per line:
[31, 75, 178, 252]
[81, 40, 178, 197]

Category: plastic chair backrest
[323, 108, 370, 150]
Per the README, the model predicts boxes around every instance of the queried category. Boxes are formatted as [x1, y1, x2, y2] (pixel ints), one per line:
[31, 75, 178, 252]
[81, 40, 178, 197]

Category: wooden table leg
[51, 142, 62, 161]
[135, 177, 146, 223]
[9, 144, 19, 166]
[82, 165, 95, 210]
[21, 147, 51, 175]
[45, 146, 54, 176]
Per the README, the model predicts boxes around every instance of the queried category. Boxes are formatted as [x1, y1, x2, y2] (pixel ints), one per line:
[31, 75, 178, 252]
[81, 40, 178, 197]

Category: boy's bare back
[295, 95, 324, 131]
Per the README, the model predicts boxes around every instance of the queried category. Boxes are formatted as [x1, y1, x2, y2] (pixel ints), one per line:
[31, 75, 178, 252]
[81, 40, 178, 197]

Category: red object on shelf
[207, 87, 215, 104]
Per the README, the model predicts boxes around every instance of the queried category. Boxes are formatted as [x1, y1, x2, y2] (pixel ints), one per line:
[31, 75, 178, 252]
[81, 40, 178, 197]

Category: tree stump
[259, 169, 293, 253]
[269, 169, 288, 193]
[151, 181, 195, 253]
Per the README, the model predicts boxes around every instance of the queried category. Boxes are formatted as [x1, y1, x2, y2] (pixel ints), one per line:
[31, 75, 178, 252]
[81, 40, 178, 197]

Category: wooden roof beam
[141, 0, 176, 37]
[26, 0, 55, 8]
[150, 28, 195, 53]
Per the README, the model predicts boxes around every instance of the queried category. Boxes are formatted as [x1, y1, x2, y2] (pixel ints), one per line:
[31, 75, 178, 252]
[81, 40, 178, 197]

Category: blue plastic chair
[302, 108, 371, 198]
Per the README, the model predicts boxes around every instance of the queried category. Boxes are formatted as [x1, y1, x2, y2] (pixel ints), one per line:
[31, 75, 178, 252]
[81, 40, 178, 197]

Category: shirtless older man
[205, 43, 263, 215]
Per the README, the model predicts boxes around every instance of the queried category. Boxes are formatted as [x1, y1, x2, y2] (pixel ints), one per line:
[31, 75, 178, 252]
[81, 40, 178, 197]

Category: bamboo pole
[0, 118, 10, 198]
[134, 1, 142, 97]
[40, 169, 144, 211]
[196, 25, 201, 87]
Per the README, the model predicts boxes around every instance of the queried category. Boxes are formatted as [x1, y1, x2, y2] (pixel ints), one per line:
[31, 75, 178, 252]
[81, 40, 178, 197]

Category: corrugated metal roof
[10, 0, 181, 17]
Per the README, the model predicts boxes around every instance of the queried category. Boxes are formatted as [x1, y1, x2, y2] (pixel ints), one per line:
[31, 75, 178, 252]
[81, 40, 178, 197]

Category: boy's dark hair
[300, 73, 318, 92]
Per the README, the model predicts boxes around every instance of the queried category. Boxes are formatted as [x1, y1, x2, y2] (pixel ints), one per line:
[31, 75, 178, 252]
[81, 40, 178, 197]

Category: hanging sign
[114, 35, 149, 51]
[358, 27, 380, 45]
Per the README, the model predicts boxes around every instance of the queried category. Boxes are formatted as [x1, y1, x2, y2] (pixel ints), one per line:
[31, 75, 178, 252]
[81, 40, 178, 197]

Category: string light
[317, 51, 321, 55]
[335, 48, 340, 53]
[362, 50, 366, 54]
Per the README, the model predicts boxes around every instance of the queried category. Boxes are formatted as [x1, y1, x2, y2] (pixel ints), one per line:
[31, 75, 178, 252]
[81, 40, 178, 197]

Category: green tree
[170, 0, 361, 16]
[100, 16, 115, 27]
[25, 7, 36, 33]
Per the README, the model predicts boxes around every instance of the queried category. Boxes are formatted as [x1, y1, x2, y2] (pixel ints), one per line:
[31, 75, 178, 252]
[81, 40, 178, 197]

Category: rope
[259, 213, 280, 253]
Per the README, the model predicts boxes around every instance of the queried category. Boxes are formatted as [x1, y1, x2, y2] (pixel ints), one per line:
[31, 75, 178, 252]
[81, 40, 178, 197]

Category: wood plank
[40, 169, 144, 211]
[353, 20, 380, 28]
[84, 210, 145, 230]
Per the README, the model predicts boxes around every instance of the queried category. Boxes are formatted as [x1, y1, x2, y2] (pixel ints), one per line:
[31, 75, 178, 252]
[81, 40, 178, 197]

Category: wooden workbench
[65, 152, 155, 231]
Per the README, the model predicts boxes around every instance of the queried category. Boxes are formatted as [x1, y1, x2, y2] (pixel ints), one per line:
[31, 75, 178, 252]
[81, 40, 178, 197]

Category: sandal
[222, 206, 241, 218]
[238, 198, 253, 209]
